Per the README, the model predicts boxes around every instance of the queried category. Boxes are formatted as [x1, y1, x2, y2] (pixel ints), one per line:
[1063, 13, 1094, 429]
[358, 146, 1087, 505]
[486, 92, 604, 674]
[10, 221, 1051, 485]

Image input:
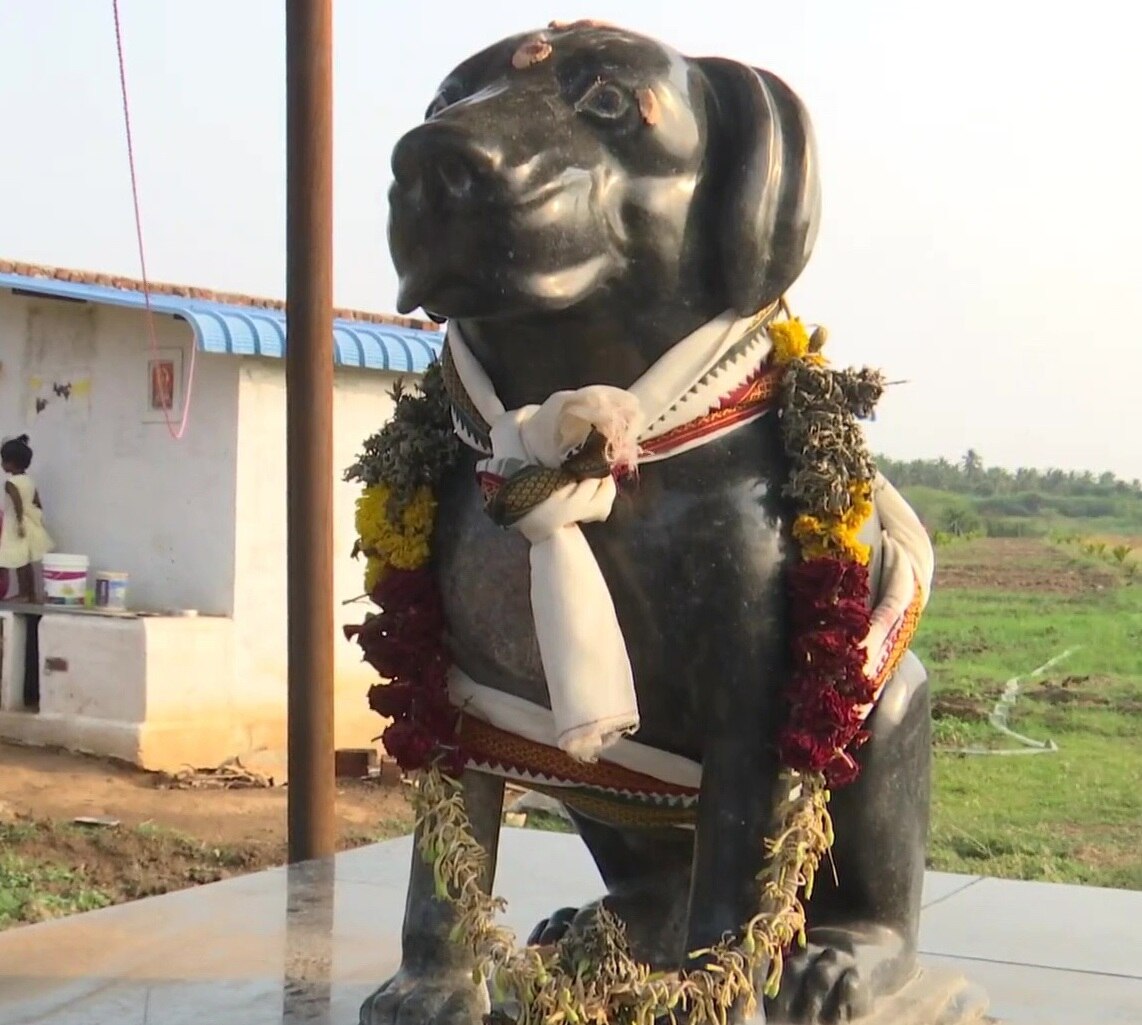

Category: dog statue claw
[358, 21, 970, 1025]
[360, 970, 486, 1025]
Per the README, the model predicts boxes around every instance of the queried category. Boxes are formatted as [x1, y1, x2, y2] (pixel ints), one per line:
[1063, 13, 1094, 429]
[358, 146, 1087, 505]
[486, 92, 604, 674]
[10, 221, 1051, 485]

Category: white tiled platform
[0, 830, 1138, 1024]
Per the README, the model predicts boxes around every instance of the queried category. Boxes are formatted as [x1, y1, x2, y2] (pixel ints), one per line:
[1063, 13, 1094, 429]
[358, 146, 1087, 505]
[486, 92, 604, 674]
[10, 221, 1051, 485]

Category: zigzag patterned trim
[639, 359, 782, 459]
[867, 583, 926, 701]
[442, 309, 781, 462]
[526, 783, 699, 828]
[459, 716, 697, 799]
[441, 343, 492, 452]
[459, 578, 926, 819]
[641, 312, 776, 443]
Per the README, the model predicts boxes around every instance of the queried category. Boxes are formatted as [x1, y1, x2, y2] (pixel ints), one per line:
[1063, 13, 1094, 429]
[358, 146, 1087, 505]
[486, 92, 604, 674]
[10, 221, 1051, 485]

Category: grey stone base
[855, 967, 991, 1025]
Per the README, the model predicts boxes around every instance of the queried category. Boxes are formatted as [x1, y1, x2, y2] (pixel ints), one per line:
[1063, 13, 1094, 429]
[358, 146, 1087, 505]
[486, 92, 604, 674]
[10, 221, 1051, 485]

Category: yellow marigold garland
[770, 318, 873, 565]
[355, 482, 436, 579]
[791, 482, 874, 565]
[767, 317, 812, 363]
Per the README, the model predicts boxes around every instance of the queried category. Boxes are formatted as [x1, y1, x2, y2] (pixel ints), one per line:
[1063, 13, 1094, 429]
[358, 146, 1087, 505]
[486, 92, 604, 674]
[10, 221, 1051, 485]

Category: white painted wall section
[232, 358, 401, 752]
[0, 287, 410, 769]
[0, 294, 238, 614]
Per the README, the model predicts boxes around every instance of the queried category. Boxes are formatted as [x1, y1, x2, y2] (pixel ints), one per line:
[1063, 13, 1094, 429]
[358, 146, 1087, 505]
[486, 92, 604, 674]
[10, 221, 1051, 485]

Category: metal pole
[285, 0, 336, 862]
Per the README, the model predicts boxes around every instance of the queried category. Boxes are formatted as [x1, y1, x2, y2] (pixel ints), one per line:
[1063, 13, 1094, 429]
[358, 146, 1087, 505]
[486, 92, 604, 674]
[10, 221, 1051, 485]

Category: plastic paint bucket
[94, 571, 129, 611]
[42, 554, 89, 606]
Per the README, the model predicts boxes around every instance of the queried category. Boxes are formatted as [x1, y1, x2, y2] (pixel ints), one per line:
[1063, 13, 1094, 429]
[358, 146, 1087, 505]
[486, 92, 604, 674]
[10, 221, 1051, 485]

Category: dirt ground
[0, 740, 416, 925]
[0, 740, 413, 848]
[933, 537, 1120, 593]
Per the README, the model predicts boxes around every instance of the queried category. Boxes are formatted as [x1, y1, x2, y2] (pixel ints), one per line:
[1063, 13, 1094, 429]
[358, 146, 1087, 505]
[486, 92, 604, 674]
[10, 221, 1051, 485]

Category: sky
[1, 1, 1139, 479]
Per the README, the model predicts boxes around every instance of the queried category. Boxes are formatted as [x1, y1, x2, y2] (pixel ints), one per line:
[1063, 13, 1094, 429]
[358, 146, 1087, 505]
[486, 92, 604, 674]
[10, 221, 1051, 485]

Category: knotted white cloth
[861, 472, 935, 694]
[447, 310, 772, 760]
[446, 312, 936, 774]
[440, 315, 931, 762]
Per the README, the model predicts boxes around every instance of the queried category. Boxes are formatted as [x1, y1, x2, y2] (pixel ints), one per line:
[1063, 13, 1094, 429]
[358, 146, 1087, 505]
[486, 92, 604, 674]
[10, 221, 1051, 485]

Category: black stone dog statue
[364, 21, 936, 1025]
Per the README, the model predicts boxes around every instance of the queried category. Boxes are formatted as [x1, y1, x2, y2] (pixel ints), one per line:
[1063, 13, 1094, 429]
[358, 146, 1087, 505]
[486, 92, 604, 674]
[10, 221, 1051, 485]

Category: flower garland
[345, 370, 465, 773]
[345, 313, 886, 1024]
[769, 322, 886, 786]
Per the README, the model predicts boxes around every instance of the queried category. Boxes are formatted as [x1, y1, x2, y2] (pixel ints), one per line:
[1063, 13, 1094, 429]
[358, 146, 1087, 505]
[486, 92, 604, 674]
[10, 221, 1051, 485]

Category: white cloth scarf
[446, 311, 935, 764]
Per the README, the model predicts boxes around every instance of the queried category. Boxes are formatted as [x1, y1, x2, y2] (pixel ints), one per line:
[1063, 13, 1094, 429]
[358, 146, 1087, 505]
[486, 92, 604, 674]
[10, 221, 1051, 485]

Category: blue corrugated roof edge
[0, 265, 443, 374]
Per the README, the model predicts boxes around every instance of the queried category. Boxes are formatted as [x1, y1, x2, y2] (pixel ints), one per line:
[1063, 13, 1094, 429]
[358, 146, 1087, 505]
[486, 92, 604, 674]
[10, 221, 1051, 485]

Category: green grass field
[917, 537, 1142, 888]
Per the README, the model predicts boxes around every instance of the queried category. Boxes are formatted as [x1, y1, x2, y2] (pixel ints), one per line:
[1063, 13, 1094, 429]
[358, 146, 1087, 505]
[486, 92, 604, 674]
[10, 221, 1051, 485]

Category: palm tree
[1014, 467, 1038, 491]
[961, 449, 984, 480]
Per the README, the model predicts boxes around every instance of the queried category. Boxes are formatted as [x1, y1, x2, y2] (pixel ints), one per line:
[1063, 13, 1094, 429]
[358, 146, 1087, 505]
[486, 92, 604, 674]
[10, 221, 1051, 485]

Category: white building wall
[0, 293, 239, 614]
[232, 358, 400, 750]
[0, 287, 408, 767]
[2, 613, 241, 770]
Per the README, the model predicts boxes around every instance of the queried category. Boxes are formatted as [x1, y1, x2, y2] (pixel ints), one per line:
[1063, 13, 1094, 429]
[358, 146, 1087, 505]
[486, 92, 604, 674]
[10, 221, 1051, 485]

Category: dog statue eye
[425, 95, 449, 119]
[575, 80, 631, 121]
[425, 90, 459, 120]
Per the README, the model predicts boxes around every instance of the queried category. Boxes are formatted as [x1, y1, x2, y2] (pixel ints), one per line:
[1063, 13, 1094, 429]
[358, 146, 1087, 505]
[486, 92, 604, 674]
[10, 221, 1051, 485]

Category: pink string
[112, 0, 196, 440]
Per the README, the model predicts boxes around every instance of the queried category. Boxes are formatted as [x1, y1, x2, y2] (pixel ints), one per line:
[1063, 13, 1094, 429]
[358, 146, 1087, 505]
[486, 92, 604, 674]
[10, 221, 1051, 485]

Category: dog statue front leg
[683, 595, 788, 1024]
[360, 769, 505, 1025]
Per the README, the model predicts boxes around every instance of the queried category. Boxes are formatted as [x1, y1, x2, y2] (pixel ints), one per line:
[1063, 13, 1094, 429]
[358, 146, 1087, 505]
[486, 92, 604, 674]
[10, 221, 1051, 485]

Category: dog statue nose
[391, 124, 502, 206]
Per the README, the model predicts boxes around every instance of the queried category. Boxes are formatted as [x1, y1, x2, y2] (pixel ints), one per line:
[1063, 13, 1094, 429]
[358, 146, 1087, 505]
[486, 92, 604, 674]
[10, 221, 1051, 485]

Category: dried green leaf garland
[344, 361, 461, 512]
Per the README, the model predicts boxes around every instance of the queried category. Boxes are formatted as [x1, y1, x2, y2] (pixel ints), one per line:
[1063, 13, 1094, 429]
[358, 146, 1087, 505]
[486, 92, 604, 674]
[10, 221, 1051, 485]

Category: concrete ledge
[0, 611, 29, 711]
[0, 709, 144, 764]
[3, 837, 1138, 1024]
[0, 610, 385, 774]
[844, 967, 990, 1025]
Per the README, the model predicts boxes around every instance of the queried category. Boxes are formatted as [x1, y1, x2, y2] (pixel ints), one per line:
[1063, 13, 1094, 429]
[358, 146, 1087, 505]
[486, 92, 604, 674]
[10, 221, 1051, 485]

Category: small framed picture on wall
[150, 358, 175, 411]
[142, 347, 184, 422]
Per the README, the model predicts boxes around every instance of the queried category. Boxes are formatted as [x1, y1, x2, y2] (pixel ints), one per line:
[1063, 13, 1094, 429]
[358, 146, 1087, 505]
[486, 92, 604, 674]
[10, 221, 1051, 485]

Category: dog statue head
[388, 22, 820, 328]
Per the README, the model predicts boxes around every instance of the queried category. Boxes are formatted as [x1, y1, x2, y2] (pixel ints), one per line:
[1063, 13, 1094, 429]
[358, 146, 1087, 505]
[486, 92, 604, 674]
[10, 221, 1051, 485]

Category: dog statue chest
[434, 455, 545, 703]
[432, 427, 794, 755]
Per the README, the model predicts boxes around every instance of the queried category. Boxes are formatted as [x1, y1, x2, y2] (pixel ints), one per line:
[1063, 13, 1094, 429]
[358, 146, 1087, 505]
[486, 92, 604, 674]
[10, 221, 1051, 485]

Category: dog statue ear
[695, 58, 821, 316]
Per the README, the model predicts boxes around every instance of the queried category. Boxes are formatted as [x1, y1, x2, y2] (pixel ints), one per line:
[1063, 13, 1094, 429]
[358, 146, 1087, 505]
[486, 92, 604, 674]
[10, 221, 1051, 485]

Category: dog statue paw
[359, 967, 487, 1025]
[765, 923, 916, 1024]
[768, 946, 872, 1025]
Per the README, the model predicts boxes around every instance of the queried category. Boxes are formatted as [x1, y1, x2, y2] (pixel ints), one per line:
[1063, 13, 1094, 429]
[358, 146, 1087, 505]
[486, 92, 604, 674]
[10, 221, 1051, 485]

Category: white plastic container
[42, 554, 89, 606]
[94, 571, 129, 610]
